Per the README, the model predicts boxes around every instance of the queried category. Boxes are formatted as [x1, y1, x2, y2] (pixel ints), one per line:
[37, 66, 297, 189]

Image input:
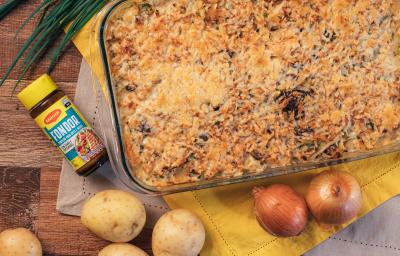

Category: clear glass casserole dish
[96, 0, 400, 194]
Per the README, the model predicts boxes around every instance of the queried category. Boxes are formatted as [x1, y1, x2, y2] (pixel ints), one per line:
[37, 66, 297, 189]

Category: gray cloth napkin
[57, 59, 400, 255]
[306, 196, 400, 255]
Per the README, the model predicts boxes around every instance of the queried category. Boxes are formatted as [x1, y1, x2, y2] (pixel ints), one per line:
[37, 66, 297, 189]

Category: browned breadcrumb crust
[105, 0, 400, 187]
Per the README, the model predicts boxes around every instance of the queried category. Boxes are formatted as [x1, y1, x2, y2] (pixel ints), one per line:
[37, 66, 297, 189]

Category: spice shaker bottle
[17, 74, 108, 176]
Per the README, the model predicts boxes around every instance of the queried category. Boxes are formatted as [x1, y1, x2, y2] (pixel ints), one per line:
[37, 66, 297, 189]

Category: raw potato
[81, 190, 146, 242]
[152, 209, 205, 256]
[0, 228, 42, 256]
[98, 243, 148, 256]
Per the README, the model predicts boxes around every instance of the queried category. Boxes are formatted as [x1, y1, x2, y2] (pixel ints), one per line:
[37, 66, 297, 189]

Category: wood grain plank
[0, 1, 154, 254]
[38, 168, 153, 256]
[0, 166, 40, 233]
[0, 80, 76, 168]
[0, 0, 82, 82]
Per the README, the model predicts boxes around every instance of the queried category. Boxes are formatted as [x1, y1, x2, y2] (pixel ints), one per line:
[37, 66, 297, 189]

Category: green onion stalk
[0, 0, 108, 90]
[0, 0, 25, 20]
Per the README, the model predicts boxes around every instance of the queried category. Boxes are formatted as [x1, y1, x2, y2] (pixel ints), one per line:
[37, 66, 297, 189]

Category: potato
[152, 209, 205, 256]
[0, 228, 42, 256]
[98, 243, 148, 256]
[81, 190, 146, 242]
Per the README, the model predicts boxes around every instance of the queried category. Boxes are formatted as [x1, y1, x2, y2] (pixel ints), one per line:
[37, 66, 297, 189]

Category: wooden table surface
[0, 1, 152, 255]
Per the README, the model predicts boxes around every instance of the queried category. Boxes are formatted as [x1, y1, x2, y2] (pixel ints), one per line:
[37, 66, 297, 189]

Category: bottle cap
[17, 74, 58, 110]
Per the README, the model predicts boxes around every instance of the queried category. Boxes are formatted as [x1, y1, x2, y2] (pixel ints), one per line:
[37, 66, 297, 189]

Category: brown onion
[306, 170, 362, 225]
[253, 184, 309, 237]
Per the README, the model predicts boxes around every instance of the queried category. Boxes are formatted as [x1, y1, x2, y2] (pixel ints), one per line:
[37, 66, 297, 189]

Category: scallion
[0, 0, 108, 90]
[0, 0, 25, 21]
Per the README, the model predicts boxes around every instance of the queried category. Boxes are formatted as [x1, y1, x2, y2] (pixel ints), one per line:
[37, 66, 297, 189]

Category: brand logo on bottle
[44, 109, 62, 125]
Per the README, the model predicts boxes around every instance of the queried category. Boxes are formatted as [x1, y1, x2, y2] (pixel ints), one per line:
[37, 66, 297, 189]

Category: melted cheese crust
[106, 0, 400, 187]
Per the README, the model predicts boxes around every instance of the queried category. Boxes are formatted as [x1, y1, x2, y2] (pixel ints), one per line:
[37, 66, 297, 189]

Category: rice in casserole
[105, 0, 400, 187]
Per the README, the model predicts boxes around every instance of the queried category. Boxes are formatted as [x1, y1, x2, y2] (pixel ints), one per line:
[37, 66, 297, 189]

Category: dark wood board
[0, 166, 40, 233]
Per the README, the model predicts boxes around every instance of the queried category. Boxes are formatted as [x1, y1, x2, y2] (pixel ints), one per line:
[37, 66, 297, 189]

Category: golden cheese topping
[105, 0, 400, 187]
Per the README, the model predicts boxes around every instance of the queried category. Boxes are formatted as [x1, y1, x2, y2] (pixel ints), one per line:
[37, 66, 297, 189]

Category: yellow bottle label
[34, 96, 105, 171]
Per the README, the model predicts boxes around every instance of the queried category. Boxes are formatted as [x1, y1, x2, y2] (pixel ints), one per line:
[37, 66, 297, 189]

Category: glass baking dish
[96, 0, 400, 194]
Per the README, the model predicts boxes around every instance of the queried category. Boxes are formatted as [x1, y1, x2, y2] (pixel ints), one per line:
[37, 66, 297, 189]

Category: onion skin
[306, 170, 362, 225]
[253, 184, 309, 237]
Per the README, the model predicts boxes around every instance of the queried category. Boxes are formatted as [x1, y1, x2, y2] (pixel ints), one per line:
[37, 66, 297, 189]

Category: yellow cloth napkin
[72, 18, 400, 256]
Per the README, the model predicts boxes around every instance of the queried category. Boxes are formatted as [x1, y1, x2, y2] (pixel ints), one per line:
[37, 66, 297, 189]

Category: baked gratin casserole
[105, 0, 400, 187]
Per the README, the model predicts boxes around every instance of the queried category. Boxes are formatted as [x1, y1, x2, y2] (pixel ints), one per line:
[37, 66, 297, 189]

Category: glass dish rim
[98, 0, 400, 194]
